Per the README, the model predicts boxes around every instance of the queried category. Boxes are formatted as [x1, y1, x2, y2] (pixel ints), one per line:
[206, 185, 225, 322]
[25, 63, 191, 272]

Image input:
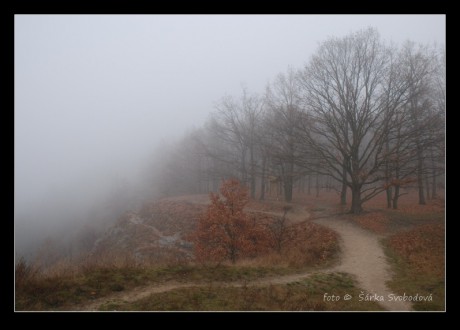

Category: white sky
[15, 14, 445, 213]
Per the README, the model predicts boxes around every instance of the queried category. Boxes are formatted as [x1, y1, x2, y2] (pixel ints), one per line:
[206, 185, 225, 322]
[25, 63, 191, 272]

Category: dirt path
[313, 216, 411, 311]
[72, 271, 328, 311]
[72, 283, 196, 311]
[73, 196, 410, 311]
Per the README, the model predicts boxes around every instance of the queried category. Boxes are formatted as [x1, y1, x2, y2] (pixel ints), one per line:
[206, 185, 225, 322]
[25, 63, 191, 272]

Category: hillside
[90, 198, 207, 263]
[89, 193, 328, 265]
[15, 191, 444, 311]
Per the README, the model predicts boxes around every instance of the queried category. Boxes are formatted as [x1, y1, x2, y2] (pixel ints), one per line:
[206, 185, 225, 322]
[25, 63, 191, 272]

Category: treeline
[152, 28, 445, 214]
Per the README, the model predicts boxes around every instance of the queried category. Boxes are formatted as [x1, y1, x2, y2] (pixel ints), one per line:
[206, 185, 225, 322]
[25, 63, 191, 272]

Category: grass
[98, 272, 385, 311]
[347, 199, 444, 235]
[16, 265, 150, 310]
[382, 223, 445, 311]
[383, 208, 444, 231]
[15, 262, 331, 311]
[17, 191, 444, 311]
[16, 210, 340, 311]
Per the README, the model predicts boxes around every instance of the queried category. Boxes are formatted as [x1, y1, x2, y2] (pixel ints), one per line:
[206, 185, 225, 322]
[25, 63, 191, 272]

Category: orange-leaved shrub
[191, 179, 271, 264]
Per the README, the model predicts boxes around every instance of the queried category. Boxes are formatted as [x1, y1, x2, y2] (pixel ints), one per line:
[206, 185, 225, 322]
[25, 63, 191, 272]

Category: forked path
[73, 197, 411, 311]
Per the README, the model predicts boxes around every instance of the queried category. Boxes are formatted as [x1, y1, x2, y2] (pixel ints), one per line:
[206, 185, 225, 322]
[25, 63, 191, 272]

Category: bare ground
[71, 196, 411, 311]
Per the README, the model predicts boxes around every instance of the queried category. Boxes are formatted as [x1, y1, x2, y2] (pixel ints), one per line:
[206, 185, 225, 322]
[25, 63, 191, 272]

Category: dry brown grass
[349, 200, 444, 234]
[383, 223, 445, 310]
[345, 211, 390, 234]
[18, 188, 444, 311]
[98, 272, 384, 311]
[386, 224, 445, 277]
[232, 221, 339, 269]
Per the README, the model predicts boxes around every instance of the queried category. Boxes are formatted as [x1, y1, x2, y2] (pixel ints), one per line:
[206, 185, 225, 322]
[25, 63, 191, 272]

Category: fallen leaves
[351, 211, 390, 234]
[387, 224, 445, 277]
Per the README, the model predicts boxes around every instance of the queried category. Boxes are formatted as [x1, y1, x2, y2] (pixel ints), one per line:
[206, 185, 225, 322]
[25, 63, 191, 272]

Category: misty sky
[15, 15, 445, 217]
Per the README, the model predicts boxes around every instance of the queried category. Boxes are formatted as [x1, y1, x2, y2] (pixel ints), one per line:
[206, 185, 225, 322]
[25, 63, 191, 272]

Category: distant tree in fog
[150, 28, 445, 213]
[264, 68, 306, 202]
[211, 88, 265, 199]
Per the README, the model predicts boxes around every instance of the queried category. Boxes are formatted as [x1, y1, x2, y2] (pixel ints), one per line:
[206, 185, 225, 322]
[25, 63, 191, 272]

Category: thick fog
[14, 15, 445, 259]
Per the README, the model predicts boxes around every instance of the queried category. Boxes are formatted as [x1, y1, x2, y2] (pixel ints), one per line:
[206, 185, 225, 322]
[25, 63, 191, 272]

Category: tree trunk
[341, 185, 347, 205]
[425, 173, 431, 200]
[350, 185, 363, 214]
[385, 139, 392, 208]
[315, 174, 320, 198]
[431, 149, 437, 199]
[249, 146, 256, 199]
[340, 163, 347, 204]
[386, 187, 393, 209]
[417, 149, 426, 205]
[284, 161, 294, 202]
[308, 175, 311, 195]
[260, 157, 266, 201]
[241, 147, 247, 186]
[392, 185, 400, 209]
[284, 177, 293, 202]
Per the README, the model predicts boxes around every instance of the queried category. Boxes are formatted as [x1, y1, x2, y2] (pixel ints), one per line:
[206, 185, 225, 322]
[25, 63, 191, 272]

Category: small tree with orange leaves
[192, 179, 269, 264]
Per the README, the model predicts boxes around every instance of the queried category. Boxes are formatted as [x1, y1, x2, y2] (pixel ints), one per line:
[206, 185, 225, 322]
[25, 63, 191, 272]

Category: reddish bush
[191, 179, 271, 264]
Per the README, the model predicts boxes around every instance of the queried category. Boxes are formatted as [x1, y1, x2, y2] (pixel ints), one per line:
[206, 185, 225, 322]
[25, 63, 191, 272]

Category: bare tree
[298, 28, 411, 213]
[210, 88, 265, 198]
[429, 46, 446, 199]
[154, 130, 206, 196]
[149, 29, 444, 213]
[264, 68, 306, 202]
[400, 42, 440, 205]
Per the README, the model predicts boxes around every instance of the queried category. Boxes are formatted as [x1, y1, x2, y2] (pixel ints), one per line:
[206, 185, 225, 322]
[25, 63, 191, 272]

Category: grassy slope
[16, 255, 386, 311]
[98, 272, 384, 311]
[16, 203, 340, 311]
[16, 193, 444, 311]
[15, 263, 332, 311]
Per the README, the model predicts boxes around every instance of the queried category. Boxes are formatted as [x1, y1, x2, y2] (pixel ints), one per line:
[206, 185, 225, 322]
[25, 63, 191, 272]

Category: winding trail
[313, 217, 411, 311]
[73, 272, 332, 311]
[72, 196, 411, 311]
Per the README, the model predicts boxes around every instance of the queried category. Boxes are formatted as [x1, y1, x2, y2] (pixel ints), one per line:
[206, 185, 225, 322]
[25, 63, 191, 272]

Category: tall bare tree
[150, 29, 444, 212]
[211, 88, 265, 198]
[298, 28, 411, 213]
[428, 46, 446, 199]
[399, 42, 440, 205]
[265, 68, 305, 202]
